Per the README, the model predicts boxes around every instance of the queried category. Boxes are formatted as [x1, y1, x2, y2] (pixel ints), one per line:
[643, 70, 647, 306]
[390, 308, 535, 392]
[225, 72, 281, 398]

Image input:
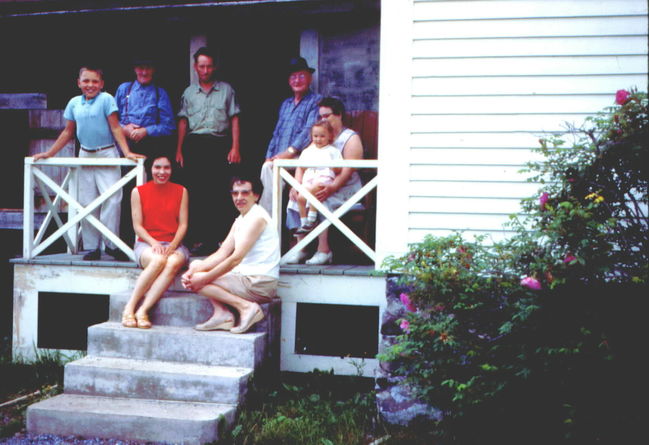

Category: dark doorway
[212, 22, 298, 174]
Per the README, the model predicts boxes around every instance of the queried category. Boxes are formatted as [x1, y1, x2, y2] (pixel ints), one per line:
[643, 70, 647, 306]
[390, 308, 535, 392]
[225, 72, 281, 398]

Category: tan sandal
[135, 313, 152, 329]
[122, 312, 137, 328]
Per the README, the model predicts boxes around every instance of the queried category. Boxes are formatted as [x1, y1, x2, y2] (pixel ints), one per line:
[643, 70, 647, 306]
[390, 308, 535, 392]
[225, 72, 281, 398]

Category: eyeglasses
[319, 112, 333, 119]
[230, 189, 253, 197]
[289, 73, 308, 81]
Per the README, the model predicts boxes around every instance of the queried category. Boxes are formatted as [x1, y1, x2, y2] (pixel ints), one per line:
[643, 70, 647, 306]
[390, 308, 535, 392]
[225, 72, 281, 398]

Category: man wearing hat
[115, 56, 176, 245]
[259, 56, 322, 213]
[115, 56, 176, 164]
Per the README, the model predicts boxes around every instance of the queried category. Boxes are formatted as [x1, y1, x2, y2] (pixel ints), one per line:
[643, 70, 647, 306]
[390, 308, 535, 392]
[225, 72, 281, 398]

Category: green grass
[0, 345, 74, 439]
[214, 369, 386, 445]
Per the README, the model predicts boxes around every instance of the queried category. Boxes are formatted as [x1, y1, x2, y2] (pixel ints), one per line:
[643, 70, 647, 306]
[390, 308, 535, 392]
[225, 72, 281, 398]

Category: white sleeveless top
[324, 127, 364, 210]
[233, 204, 280, 278]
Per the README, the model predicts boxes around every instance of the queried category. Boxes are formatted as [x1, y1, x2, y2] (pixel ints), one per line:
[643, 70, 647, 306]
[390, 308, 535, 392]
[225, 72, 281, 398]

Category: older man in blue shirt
[115, 56, 176, 166]
[259, 57, 322, 213]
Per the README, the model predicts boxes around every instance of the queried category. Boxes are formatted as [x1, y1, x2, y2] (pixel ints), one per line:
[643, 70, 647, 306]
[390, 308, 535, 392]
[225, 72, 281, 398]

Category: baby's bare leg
[298, 183, 321, 218]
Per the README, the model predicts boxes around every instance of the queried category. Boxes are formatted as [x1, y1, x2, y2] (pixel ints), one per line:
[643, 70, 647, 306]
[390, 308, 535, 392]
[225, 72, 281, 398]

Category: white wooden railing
[23, 157, 145, 260]
[272, 159, 379, 266]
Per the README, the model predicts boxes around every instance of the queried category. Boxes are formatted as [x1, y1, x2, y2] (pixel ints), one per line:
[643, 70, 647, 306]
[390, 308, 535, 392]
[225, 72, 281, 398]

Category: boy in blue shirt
[33, 66, 144, 261]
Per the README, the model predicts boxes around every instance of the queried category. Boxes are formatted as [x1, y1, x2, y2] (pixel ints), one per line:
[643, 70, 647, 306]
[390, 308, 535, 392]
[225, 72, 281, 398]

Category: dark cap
[132, 55, 156, 67]
[287, 56, 315, 75]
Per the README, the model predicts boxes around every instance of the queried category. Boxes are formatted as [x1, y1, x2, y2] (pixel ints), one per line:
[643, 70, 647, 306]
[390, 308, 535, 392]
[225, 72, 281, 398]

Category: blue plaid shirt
[265, 91, 322, 159]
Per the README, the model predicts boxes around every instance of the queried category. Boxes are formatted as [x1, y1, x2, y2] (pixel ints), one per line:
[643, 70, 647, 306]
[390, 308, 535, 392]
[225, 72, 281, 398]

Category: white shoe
[280, 249, 308, 265]
[305, 251, 333, 265]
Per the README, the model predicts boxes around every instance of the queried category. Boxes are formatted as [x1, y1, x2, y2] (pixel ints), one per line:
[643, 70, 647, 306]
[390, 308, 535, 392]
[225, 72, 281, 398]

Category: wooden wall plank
[413, 36, 647, 58]
[414, 15, 647, 39]
[414, 0, 648, 21]
[412, 74, 646, 95]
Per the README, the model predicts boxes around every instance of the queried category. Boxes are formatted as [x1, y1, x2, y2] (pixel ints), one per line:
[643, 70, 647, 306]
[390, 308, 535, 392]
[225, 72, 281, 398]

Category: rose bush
[379, 89, 647, 443]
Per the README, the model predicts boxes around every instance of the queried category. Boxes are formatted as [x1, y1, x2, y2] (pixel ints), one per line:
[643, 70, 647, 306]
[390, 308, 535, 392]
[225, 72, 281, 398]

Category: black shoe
[82, 249, 101, 261]
[295, 221, 317, 235]
[106, 246, 129, 262]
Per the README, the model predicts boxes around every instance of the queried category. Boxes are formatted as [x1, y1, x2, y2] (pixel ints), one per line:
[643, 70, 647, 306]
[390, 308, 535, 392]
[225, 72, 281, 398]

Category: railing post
[272, 162, 281, 234]
[23, 159, 34, 259]
[67, 165, 79, 253]
[136, 158, 145, 186]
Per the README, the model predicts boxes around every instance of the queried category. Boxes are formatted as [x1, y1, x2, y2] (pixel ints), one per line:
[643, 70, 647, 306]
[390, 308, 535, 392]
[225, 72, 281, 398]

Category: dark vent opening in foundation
[295, 303, 378, 358]
[38, 292, 109, 350]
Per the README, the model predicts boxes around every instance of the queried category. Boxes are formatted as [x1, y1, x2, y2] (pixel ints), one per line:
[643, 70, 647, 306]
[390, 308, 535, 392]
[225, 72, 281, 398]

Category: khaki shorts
[214, 272, 278, 304]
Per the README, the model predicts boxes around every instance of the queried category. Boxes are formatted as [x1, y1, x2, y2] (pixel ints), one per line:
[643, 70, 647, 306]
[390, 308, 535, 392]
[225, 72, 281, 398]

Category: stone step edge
[27, 393, 237, 444]
[68, 355, 254, 378]
[28, 393, 237, 418]
[90, 321, 266, 339]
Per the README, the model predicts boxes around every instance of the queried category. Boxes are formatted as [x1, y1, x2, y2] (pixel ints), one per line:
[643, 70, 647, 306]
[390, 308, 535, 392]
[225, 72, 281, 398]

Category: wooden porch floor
[10, 253, 381, 276]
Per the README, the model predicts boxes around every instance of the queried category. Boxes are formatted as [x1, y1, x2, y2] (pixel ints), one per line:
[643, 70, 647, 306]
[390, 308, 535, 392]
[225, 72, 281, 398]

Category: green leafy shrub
[380, 89, 647, 444]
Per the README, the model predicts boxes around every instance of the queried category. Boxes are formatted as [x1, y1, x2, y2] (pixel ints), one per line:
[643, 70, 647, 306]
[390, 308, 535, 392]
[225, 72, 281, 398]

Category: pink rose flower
[563, 254, 577, 264]
[520, 276, 542, 290]
[539, 192, 549, 211]
[615, 89, 630, 105]
[400, 319, 410, 333]
[400, 293, 417, 312]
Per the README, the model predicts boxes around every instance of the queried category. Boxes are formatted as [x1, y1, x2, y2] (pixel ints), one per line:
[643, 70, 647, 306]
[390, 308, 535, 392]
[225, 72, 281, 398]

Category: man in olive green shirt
[176, 47, 241, 255]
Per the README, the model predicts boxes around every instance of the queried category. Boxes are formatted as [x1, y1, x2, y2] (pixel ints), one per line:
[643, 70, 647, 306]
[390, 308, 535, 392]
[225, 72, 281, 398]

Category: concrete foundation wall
[12, 263, 140, 360]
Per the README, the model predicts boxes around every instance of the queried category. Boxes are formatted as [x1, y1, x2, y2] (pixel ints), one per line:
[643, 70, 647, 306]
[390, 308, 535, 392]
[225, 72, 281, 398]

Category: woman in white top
[284, 97, 364, 265]
[181, 174, 280, 334]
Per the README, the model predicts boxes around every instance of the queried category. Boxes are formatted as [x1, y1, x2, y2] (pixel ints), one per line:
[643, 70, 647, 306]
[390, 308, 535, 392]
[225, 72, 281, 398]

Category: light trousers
[78, 147, 122, 250]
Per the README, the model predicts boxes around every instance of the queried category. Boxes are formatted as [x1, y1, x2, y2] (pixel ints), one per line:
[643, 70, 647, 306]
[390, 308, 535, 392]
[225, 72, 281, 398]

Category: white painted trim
[23, 158, 144, 260]
[272, 159, 380, 265]
[376, 0, 413, 266]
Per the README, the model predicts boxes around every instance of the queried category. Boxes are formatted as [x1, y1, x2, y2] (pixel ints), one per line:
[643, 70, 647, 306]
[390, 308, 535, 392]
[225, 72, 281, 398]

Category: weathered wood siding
[377, 0, 648, 261]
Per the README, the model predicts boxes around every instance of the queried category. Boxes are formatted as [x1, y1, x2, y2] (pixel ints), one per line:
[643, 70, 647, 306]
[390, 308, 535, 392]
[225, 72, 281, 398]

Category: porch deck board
[10, 253, 382, 276]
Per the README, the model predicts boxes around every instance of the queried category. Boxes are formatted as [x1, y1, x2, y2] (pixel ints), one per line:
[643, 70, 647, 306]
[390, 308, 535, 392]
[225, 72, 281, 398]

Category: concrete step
[109, 291, 212, 327]
[65, 356, 252, 405]
[108, 291, 281, 336]
[88, 322, 266, 368]
[27, 393, 235, 445]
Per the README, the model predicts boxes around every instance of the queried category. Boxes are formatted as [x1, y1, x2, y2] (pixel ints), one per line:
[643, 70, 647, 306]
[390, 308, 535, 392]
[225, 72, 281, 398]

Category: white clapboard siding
[414, 0, 648, 20]
[375, 0, 649, 256]
[410, 196, 524, 214]
[413, 74, 647, 95]
[410, 164, 528, 182]
[408, 228, 516, 244]
[413, 36, 647, 58]
[413, 16, 647, 39]
[412, 55, 648, 77]
[410, 212, 519, 231]
[411, 113, 598, 133]
[410, 132, 548, 149]
[412, 95, 627, 114]
[410, 148, 544, 165]
[410, 180, 541, 199]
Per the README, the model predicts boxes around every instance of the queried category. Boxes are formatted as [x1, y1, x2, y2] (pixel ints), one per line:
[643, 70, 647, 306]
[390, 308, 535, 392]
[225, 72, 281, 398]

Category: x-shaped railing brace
[29, 166, 138, 260]
[273, 160, 378, 263]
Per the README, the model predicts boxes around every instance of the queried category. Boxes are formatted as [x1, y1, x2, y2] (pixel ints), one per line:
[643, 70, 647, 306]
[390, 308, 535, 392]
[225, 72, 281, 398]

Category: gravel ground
[0, 434, 166, 445]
